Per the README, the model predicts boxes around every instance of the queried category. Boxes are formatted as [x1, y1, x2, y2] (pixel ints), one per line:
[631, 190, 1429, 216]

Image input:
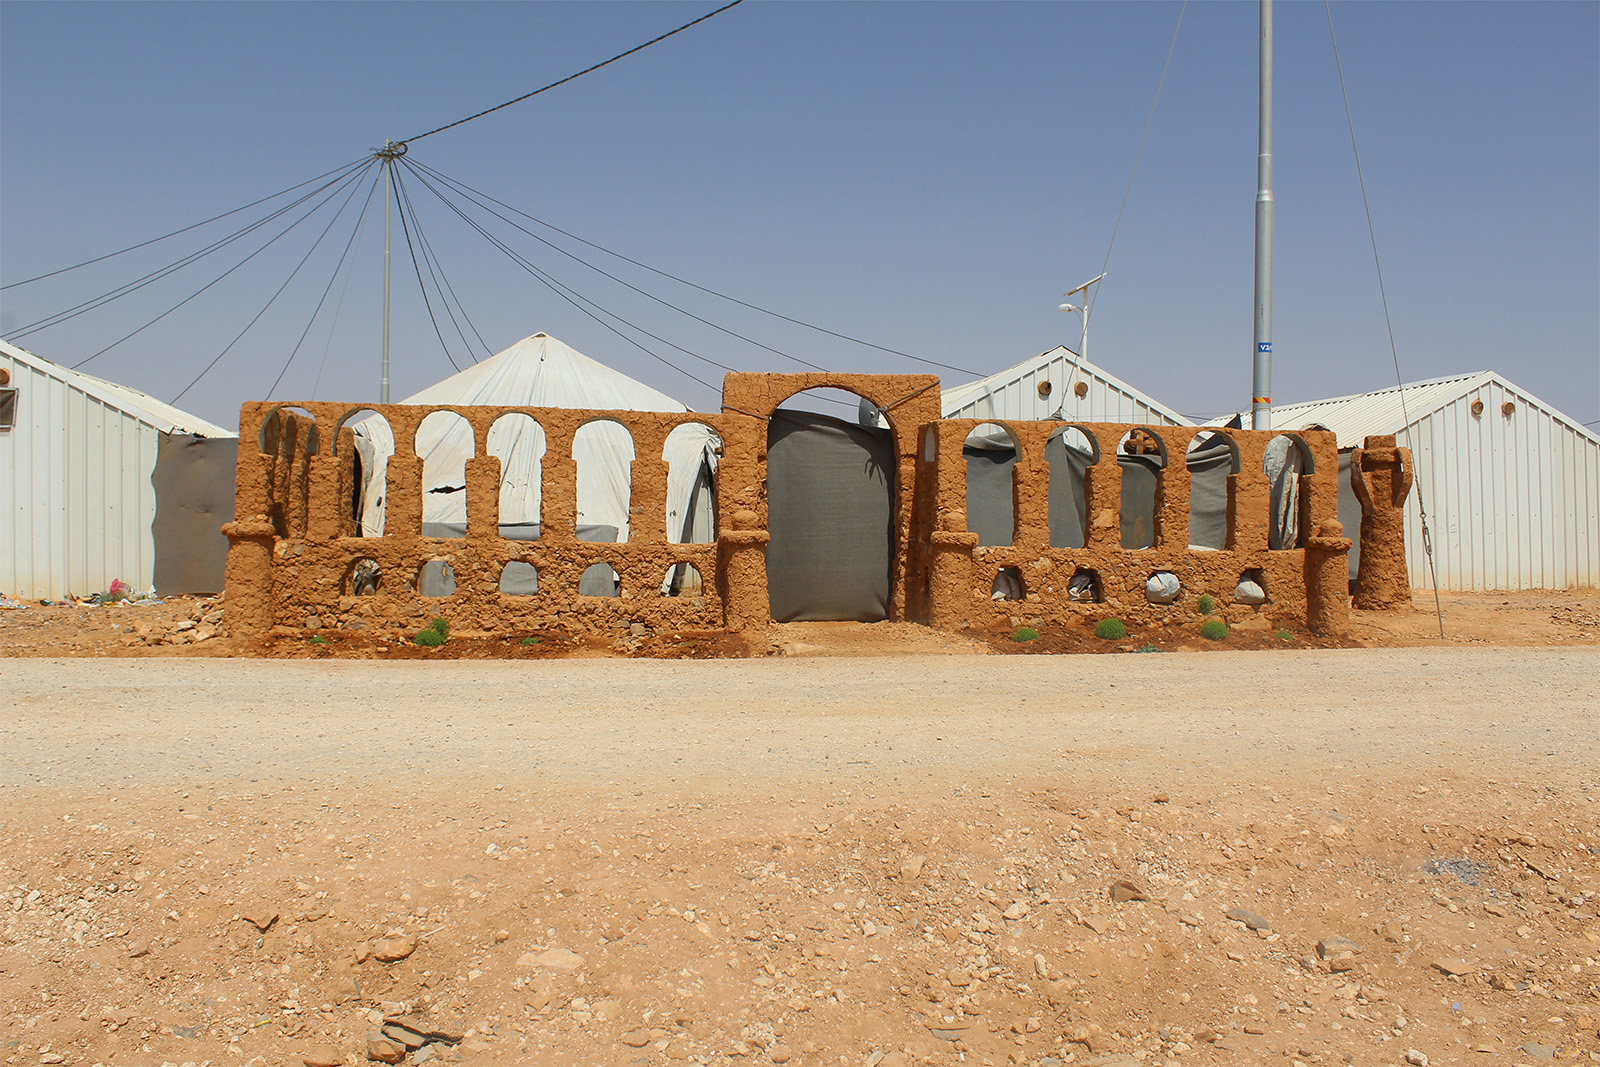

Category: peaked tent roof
[1, 338, 234, 437]
[1205, 371, 1600, 450]
[351, 333, 714, 539]
[395, 332, 693, 412]
[941, 346, 1193, 427]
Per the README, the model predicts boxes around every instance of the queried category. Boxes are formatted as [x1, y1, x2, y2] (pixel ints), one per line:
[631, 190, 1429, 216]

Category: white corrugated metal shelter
[1212, 371, 1600, 591]
[1, 339, 236, 599]
[941, 346, 1193, 426]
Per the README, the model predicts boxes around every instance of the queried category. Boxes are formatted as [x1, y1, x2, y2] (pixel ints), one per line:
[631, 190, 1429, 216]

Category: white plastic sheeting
[351, 334, 717, 542]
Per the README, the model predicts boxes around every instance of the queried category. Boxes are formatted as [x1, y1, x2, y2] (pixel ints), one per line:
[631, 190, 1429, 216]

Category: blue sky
[2, 1, 1595, 431]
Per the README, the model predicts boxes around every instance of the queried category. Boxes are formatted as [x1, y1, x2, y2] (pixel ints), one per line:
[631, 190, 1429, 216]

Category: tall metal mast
[376, 140, 407, 404]
[1252, 0, 1274, 430]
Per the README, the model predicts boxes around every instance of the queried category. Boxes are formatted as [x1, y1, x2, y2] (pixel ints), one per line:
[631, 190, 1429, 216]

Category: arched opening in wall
[417, 411, 474, 539]
[664, 423, 719, 545]
[661, 563, 703, 597]
[922, 426, 937, 462]
[964, 423, 1020, 547]
[574, 420, 635, 543]
[1265, 434, 1314, 549]
[344, 558, 381, 596]
[766, 387, 895, 622]
[579, 562, 621, 597]
[258, 405, 320, 454]
[991, 567, 1026, 601]
[1186, 431, 1239, 550]
[1235, 568, 1268, 605]
[1067, 566, 1103, 603]
[1046, 426, 1098, 548]
[499, 560, 539, 596]
[335, 409, 391, 537]
[1117, 428, 1167, 549]
[259, 406, 319, 539]
[416, 559, 457, 597]
[487, 413, 546, 542]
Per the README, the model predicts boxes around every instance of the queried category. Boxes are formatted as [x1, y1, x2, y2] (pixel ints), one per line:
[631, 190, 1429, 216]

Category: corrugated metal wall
[1402, 378, 1600, 590]
[2, 353, 162, 599]
[943, 358, 1184, 426]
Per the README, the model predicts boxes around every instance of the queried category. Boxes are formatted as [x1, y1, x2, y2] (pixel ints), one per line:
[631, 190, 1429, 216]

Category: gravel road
[5, 646, 1595, 796]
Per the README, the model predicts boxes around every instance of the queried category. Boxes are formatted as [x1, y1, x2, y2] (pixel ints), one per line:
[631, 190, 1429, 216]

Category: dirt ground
[0, 590, 1596, 661]
[1, 594, 1597, 1067]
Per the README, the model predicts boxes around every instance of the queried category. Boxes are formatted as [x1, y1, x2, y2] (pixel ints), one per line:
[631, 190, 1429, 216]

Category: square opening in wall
[0, 388, 16, 431]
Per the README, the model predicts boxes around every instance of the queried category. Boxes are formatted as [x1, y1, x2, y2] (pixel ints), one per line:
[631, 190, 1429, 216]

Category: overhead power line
[72, 164, 375, 371]
[1, 158, 370, 291]
[406, 159, 979, 377]
[174, 166, 378, 402]
[1325, 0, 1445, 638]
[266, 174, 387, 401]
[1088, 0, 1186, 322]
[14, 162, 376, 342]
[399, 0, 747, 146]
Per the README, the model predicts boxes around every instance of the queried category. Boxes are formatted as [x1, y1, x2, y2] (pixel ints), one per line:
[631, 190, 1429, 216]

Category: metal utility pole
[1252, 0, 1274, 430]
[376, 140, 407, 404]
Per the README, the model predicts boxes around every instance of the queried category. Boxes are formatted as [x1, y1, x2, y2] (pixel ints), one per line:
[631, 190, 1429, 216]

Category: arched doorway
[765, 388, 895, 621]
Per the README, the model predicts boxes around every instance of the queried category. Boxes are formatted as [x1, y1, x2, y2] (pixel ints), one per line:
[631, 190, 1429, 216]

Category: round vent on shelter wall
[1074, 381, 1089, 399]
[1502, 401, 1516, 418]
[0, 368, 10, 386]
[1036, 380, 1053, 398]
[1470, 399, 1484, 418]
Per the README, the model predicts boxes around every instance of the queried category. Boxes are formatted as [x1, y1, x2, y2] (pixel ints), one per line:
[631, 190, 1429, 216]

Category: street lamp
[1057, 272, 1106, 366]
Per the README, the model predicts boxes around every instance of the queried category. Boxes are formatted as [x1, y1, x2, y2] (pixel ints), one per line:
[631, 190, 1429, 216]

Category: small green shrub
[1094, 618, 1127, 641]
[1011, 627, 1040, 642]
[520, 636, 540, 647]
[1199, 619, 1228, 641]
[308, 634, 328, 645]
[414, 628, 446, 648]
[1132, 642, 1165, 654]
[427, 617, 449, 638]
[1196, 594, 1215, 615]
[1272, 629, 1294, 641]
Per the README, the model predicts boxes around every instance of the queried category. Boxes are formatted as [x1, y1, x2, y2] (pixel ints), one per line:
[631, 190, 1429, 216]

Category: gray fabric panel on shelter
[1338, 451, 1360, 581]
[152, 434, 236, 595]
[766, 409, 893, 623]
[1185, 434, 1234, 550]
[963, 445, 1018, 546]
[418, 560, 457, 597]
[1045, 435, 1094, 549]
[1118, 454, 1162, 549]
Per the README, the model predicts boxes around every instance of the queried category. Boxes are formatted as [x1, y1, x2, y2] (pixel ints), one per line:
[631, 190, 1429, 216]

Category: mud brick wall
[919, 419, 1349, 633]
[225, 375, 1378, 640]
[225, 401, 732, 639]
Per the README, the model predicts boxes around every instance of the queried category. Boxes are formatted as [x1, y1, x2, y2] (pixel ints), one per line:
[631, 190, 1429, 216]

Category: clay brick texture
[225, 374, 1407, 643]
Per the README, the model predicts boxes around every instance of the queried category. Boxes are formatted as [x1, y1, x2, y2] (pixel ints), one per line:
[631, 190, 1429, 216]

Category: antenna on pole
[375, 139, 408, 403]
[1252, 0, 1274, 430]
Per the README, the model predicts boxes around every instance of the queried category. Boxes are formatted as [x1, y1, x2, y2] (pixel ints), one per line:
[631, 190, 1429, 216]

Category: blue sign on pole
[1258, 342, 1272, 354]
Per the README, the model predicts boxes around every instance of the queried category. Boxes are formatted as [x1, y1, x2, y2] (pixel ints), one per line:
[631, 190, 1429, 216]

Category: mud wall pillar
[1351, 435, 1414, 609]
[1305, 518, 1353, 634]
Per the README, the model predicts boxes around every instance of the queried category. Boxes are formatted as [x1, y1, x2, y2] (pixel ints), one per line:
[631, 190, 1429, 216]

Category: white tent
[351, 333, 718, 546]
[1210, 371, 1600, 591]
[2, 338, 236, 598]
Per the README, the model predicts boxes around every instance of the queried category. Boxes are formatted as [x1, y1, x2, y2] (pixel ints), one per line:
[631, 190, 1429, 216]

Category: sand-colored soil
[1, 595, 1597, 1067]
